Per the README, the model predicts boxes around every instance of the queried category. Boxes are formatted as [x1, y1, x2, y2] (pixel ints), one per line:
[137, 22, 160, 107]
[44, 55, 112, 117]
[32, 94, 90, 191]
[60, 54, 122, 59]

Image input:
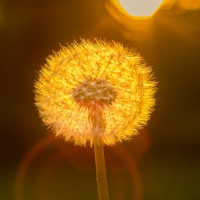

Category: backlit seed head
[34, 39, 157, 146]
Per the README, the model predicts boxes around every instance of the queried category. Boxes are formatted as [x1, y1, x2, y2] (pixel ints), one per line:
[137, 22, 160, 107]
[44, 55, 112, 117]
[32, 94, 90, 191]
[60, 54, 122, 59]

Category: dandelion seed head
[34, 39, 157, 146]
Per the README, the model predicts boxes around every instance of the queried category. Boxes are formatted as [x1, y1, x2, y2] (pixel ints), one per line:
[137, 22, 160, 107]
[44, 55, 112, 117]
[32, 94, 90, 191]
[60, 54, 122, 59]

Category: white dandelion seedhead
[34, 39, 157, 146]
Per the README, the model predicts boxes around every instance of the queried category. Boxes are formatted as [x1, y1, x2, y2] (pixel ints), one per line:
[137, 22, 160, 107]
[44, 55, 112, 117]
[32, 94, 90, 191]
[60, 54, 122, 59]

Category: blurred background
[1, 0, 200, 199]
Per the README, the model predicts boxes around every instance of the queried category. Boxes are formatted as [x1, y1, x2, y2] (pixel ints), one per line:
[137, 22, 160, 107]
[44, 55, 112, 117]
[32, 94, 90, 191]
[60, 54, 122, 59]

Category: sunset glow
[118, 0, 164, 17]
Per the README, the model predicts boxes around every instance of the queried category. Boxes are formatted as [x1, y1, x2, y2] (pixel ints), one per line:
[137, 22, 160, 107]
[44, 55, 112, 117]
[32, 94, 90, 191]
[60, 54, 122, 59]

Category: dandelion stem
[94, 136, 109, 200]
[88, 105, 109, 199]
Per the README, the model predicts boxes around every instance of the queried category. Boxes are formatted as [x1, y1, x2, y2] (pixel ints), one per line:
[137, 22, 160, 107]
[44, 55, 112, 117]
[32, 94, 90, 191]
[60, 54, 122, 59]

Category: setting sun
[118, 0, 164, 17]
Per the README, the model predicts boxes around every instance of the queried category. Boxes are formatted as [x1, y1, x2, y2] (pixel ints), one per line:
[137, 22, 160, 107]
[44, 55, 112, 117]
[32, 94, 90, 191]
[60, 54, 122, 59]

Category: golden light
[178, 0, 200, 10]
[118, 0, 164, 17]
[158, 0, 200, 10]
[106, 0, 200, 32]
[105, 0, 166, 32]
[34, 39, 156, 147]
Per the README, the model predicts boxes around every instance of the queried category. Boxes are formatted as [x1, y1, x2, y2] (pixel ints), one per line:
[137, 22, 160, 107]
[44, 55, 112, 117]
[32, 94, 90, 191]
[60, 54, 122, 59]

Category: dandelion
[34, 39, 156, 200]
[35, 39, 156, 146]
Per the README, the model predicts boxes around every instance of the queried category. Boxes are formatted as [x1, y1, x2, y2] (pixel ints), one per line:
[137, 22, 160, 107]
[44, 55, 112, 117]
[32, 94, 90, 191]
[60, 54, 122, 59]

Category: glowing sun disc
[118, 0, 164, 17]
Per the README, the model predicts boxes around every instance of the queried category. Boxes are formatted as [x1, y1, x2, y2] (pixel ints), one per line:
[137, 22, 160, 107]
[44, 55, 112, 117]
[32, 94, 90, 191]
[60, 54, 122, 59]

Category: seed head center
[72, 78, 117, 107]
